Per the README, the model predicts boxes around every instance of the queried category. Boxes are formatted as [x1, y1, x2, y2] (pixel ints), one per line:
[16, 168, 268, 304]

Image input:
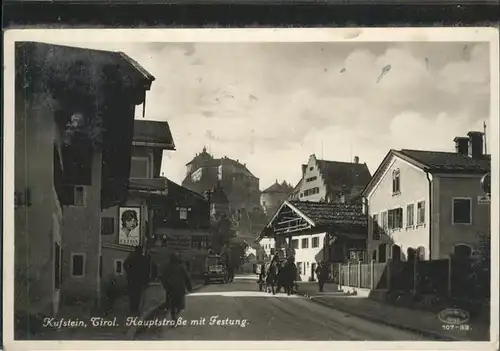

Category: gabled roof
[133, 120, 175, 149]
[262, 180, 293, 194]
[289, 201, 367, 227]
[362, 149, 492, 197]
[259, 200, 367, 240]
[316, 159, 372, 192]
[396, 149, 490, 173]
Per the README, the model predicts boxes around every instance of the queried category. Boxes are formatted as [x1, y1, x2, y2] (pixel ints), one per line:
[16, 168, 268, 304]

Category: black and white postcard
[3, 28, 499, 351]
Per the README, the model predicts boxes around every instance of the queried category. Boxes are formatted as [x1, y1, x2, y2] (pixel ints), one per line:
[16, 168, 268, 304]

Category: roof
[362, 148, 491, 197]
[262, 181, 293, 194]
[186, 149, 256, 177]
[316, 160, 372, 192]
[17, 42, 155, 91]
[129, 177, 168, 191]
[133, 120, 175, 149]
[289, 201, 367, 227]
[396, 149, 491, 173]
[166, 179, 207, 202]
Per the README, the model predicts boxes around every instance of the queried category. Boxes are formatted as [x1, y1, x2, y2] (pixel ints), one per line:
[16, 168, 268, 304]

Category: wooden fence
[330, 257, 489, 299]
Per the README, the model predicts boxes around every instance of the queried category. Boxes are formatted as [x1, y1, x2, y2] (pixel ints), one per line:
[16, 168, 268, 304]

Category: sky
[57, 41, 490, 189]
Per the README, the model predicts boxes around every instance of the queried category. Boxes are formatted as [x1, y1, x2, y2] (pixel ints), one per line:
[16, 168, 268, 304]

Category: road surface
[136, 275, 429, 341]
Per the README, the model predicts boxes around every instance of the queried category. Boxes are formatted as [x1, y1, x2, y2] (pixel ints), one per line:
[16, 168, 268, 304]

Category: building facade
[363, 131, 491, 262]
[182, 147, 261, 213]
[14, 42, 154, 321]
[260, 180, 293, 217]
[100, 120, 175, 286]
[259, 200, 367, 281]
[288, 154, 371, 204]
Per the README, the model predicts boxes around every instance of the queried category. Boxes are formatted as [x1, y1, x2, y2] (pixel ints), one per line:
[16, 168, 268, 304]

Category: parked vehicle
[204, 254, 228, 285]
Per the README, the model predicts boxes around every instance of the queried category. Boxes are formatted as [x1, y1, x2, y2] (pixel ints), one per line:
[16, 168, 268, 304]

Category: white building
[362, 132, 490, 262]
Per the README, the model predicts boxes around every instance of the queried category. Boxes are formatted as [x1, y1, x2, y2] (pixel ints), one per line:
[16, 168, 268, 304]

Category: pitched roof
[133, 120, 175, 149]
[290, 201, 367, 228]
[396, 149, 491, 173]
[129, 177, 168, 191]
[316, 160, 372, 192]
[166, 178, 208, 202]
[262, 181, 293, 194]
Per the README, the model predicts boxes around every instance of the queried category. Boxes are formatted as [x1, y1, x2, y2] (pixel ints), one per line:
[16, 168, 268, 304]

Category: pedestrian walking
[124, 246, 149, 315]
[283, 256, 297, 295]
[276, 261, 284, 293]
[266, 260, 278, 295]
[160, 252, 193, 323]
[315, 261, 328, 292]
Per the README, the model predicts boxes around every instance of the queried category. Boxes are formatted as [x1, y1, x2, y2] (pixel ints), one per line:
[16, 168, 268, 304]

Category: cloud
[50, 40, 490, 188]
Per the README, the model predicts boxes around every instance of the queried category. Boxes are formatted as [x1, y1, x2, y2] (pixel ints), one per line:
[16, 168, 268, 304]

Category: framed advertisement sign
[119, 207, 141, 247]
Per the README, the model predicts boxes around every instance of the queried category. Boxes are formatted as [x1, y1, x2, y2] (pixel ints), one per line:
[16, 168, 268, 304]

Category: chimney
[354, 156, 359, 164]
[301, 164, 307, 175]
[467, 131, 484, 158]
[454, 136, 469, 155]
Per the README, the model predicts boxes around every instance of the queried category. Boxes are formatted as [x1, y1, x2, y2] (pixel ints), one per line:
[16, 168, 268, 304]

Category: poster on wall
[119, 207, 141, 247]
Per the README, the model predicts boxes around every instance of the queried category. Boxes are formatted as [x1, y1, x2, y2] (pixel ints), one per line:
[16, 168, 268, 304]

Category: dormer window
[392, 169, 401, 195]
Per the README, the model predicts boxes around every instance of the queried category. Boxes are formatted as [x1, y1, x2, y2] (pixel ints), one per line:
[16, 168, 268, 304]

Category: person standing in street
[315, 261, 328, 292]
[283, 256, 297, 295]
[160, 252, 193, 323]
[124, 246, 149, 315]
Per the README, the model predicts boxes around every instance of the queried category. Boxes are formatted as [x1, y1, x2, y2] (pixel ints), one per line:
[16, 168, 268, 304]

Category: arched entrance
[453, 244, 472, 259]
[391, 244, 402, 261]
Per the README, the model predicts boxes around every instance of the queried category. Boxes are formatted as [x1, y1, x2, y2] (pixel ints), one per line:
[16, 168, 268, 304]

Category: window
[270, 248, 276, 255]
[66, 186, 85, 206]
[178, 207, 188, 220]
[130, 156, 150, 178]
[312, 237, 320, 248]
[101, 217, 115, 235]
[417, 201, 426, 224]
[71, 253, 85, 277]
[54, 242, 61, 290]
[406, 204, 415, 227]
[309, 167, 313, 171]
[381, 211, 388, 232]
[297, 262, 303, 274]
[388, 208, 403, 230]
[452, 198, 472, 224]
[392, 169, 401, 194]
[372, 214, 380, 240]
[192, 235, 210, 250]
[114, 259, 124, 275]
[302, 238, 309, 249]
[291, 239, 299, 249]
[306, 176, 317, 182]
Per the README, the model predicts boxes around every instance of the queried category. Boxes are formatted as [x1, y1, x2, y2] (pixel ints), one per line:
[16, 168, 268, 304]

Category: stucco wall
[61, 152, 102, 305]
[298, 155, 327, 202]
[14, 92, 61, 317]
[367, 156, 430, 261]
[289, 233, 326, 281]
[435, 174, 490, 258]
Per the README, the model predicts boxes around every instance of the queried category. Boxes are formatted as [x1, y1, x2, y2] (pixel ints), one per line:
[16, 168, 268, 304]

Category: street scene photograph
[3, 28, 498, 348]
